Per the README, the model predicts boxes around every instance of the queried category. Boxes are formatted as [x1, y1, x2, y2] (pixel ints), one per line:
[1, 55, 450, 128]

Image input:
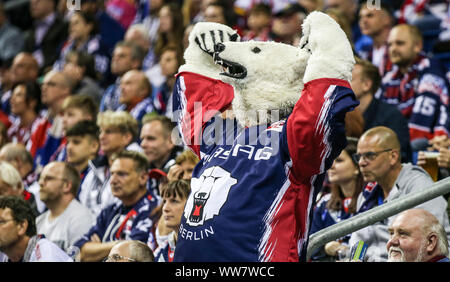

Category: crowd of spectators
[0, 0, 449, 262]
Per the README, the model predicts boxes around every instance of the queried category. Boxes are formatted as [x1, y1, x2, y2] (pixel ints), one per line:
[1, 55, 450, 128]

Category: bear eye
[251, 47, 261, 54]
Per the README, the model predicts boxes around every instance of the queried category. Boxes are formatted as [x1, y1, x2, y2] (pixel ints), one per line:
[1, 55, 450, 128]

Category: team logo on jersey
[184, 166, 237, 226]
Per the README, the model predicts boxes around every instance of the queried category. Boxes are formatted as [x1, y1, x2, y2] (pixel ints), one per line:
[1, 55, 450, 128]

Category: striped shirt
[379, 53, 450, 141]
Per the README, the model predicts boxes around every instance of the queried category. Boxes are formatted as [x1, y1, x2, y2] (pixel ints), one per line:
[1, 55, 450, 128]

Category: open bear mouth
[213, 53, 247, 79]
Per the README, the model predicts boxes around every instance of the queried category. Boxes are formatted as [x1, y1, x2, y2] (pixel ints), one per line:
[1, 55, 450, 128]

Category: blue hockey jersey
[73, 190, 158, 250]
[172, 72, 358, 262]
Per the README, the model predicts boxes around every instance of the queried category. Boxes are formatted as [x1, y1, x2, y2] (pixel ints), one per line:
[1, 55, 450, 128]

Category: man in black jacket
[24, 0, 68, 74]
[351, 57, 412, 162]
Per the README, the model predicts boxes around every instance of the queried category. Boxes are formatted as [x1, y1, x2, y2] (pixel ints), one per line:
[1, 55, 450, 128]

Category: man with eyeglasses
[0, 195, 72, 262]
[36, 161, 94, 252]
[73, 151, 158, 262]
[78, 111, 143, 218]
[347, 126, 450, 261]
[105, 240, 154, 262]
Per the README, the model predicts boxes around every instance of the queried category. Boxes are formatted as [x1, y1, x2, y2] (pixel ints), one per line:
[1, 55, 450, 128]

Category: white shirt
[36, 199, 94, 251]
[0, 237, 73, 262]
[372, 45, 386, 68]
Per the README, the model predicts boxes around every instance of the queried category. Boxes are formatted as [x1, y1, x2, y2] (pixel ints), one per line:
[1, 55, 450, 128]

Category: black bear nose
[214, 43, 225, 52]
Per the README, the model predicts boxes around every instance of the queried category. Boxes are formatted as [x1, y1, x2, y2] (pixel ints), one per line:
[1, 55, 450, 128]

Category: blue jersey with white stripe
[172, 73, 358, 262]
[73, 191, 158, 250]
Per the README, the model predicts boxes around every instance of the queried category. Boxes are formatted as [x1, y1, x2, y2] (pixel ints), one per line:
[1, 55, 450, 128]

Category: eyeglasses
[39, 175, 67, 184]
[352, 149, 392, 163]
[0, 219, 14, 225]
[103, 254, 136, 262]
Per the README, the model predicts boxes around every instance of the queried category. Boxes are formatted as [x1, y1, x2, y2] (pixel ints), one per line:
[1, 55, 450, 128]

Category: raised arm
[173, 23, 240, 156]
[286, 12, 358, 182]
[299, 11, 355, 84]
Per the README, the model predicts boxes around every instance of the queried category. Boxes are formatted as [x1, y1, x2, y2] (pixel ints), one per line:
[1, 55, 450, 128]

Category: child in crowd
[47, 95, 98, 163]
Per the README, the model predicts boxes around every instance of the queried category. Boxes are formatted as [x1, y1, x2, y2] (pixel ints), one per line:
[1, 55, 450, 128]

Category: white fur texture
[179, 13, 354, 127]
[218, 41, 309, 127]
[299, 11, 355, 83]
[179, 22, 240, 80]
[217, 12, 354, 127]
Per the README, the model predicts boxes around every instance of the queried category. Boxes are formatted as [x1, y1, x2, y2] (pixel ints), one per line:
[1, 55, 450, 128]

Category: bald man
[10, 53, 39, 85]
[348, 126, 450, 261]
[1, 53, 40, 115]
[387, 209, 449, 262]
[41, 70, 73, 119]
[29, 70, 73, 169]
[118, 70, 155, 124]
[105, 240, 154, 262]
[387, 24, 423, 74]
[356, 126, 402, 198]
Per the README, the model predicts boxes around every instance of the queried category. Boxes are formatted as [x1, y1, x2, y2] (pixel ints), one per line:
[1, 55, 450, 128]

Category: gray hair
[0, 161, 23, 192]
[429, 220, 449, 256]
[0, 143, 33, 166]
[128, 240, 154, 262]
[126, 24, 151, 43]
[115, 41, 145, 65]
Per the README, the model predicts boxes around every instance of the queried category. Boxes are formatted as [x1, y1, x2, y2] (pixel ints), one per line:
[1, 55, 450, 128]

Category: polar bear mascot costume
[172, 12, 359, 262]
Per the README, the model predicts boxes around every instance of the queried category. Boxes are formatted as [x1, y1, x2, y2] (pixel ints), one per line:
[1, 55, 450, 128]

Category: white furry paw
[300, 11, 346, 54]
[299, 11, 355, 83]
[190, 22, 240, 57]
[181, 22, 241, 80]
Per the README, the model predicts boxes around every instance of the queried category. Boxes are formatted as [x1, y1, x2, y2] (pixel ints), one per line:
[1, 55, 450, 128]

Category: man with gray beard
[387, 209, 450, 262]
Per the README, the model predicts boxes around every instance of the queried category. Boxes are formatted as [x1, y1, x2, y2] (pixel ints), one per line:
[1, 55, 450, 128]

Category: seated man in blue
[73, 150, 158, 262]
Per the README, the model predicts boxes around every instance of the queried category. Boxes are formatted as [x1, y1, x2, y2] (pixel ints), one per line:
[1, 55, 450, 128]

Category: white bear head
[179, 12, 354, 128]
[213, 11, 354, 127]
[214, 41, 310, 127]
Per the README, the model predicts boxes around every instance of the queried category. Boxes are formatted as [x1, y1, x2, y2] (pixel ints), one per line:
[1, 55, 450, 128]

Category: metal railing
[306, 177, 450, 261]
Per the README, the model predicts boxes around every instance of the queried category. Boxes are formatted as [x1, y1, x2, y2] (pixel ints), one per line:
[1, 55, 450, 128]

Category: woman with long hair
[309, 137, 365, 261]
[153, 3, 185, 60]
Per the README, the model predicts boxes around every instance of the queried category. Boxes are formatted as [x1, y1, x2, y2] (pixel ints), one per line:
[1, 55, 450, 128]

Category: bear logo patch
[184, 166, 237, 226]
